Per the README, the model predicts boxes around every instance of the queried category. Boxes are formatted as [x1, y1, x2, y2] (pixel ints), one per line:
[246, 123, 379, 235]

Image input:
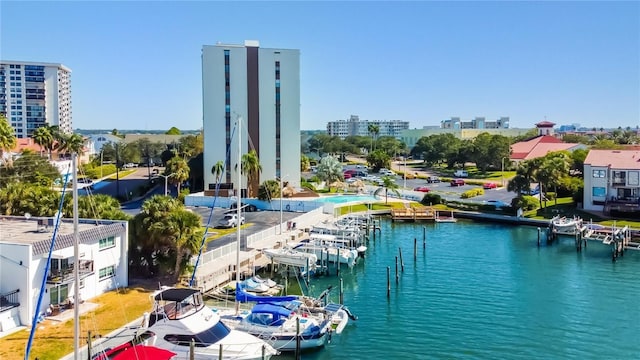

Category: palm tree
[541, 152, 571, 206]
[0, 182, 27, 215]
[368, 124, 380, 153]
[166, 155, 191, 193]
[55, 133, 85, 159]
[32, 126, 54, 158]
[316, 155, 343, 189]
[211, 160, 224, 184]
[0, 114, 16, 164]
[374, 176, 400, 204]
[165, 209, 203, 282]
[241, 150, 262, 198]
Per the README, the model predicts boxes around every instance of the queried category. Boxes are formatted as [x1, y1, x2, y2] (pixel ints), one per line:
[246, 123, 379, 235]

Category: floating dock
[391, 206, 436, 222]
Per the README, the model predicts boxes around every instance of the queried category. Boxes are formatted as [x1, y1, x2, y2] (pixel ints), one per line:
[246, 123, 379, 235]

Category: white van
[454, 170, 468, 178]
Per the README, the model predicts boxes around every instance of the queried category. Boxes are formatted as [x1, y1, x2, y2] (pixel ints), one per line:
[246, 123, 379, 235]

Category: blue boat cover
[251, 303, 293, 319]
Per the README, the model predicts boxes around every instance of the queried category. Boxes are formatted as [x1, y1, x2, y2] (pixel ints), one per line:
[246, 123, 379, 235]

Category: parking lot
[187, 206, 301, 250]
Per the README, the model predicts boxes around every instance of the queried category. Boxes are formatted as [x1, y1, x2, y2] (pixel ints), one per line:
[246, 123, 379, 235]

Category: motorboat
[262, 248, 318, 270]
[218, 300, 332, 352]
[133, 287, 278, 360]
[551, 216, 582, 235]
[293, 235, 358, 267]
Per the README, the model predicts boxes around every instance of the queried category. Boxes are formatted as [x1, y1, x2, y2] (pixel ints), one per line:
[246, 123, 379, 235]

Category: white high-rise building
[202, 40, 300, 192]
[0, 61, 72, 138]
[326, 115, 410, 139]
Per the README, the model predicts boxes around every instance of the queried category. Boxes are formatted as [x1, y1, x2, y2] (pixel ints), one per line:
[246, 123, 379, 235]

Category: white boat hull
[262, 248, 318, 269]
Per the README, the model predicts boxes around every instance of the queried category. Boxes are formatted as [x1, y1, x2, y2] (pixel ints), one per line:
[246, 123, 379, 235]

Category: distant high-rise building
[202, 40, 300, 191]
[326, 115, 409, 139]
[441, 117, 509, 130]
[0, 61, 72, 138]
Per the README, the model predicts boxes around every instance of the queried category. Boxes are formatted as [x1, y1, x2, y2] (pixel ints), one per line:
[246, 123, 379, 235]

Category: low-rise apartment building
[0, 216, 128, 333]
[583, 150, 640, 214]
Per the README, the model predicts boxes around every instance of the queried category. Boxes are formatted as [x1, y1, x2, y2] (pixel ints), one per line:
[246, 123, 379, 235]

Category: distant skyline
[1, 1, 638, 131]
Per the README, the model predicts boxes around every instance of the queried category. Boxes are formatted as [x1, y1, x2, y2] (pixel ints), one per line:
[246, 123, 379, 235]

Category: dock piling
[339, 278, 344, 305]
[399, 247, 405, 272]
[387, 266, 391, 298]
[414, 238, 417, 261]
[395, 256, 399, 283]
[537, 227, 541, 247]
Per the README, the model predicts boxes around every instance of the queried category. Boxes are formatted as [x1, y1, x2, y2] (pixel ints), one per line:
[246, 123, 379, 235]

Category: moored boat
[133, 287, 278, 359]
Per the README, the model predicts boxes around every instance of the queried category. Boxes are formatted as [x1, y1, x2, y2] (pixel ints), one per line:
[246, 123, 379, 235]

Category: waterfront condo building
[326, 115, 409, 139]
[0, 61, 72, 138]
[202, 40, 300, 192]
[0, 216, 128, 334]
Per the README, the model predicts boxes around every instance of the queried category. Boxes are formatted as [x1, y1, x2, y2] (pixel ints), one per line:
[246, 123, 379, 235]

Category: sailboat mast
[235, 116, 242, 313]
[72, 152, 80, 359]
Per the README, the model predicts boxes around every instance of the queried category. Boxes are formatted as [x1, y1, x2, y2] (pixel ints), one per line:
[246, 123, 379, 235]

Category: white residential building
[583, 150, 640, 212]
[441, 116, 510, 129]
[0, 216, 128, 333]
[326, 115, 409, 139]
[0, 61, 72, 138]
[202, 40, 301, 192]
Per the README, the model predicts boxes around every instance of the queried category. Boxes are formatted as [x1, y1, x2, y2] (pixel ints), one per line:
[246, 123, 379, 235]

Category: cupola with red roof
[535, 120, 556, 136]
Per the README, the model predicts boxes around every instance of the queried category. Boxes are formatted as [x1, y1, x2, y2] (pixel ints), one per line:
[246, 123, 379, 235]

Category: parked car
[77, 177, 93, 184]
[485, 200, 509, 209]
[454, 170, 468, 177]
[450, 179, 465, 186]
[217, 214, 245, 228]
[483, 182, 498, 189]
[426, 176, 441, 183]
[413, 186, 431, 193]
[230, 202, 258, 212]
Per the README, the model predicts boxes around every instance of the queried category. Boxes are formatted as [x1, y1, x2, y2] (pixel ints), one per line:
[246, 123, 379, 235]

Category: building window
[612, 171, 626, 186]
[99, 265, 116, 280]
[592, 187, 606, 197]
[99, 236, 115, 250]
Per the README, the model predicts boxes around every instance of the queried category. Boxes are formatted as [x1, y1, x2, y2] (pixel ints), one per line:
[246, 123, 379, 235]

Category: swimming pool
[312, 195, 380, 204]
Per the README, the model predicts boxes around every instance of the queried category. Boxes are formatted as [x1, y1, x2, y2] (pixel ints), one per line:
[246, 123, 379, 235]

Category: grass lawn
[202, 223, 252, 242]
[0, 286, 153, 360]
[105, 169, 136, 180]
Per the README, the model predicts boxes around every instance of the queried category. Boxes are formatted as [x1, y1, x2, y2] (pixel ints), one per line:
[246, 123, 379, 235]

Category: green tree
[56, 133, 86, 158]
[32, 126, 55, 158]
[258, 179, 280, 201]
[366, 149, 391, 172]
[300, 154, 311, 172]
[211, 160, 225, 184]
[562, 134, 590, 144]
[539, 152, 571, 207]
[316, 155, 343, 189]
[0, 150, 61, 187]
[241, 150, 262, 198]
[469, 133, 511, 172]
[0, 114, 16, 163]
[165, 209, 203, 281]
[166, 155, 190, 193]
[131, 195, 183, 276]
[411, 133, 461, 167]
[66, 194, 129, 220]
[166, 127, 181, 135]
[374, 176, 400, 204]
[570, 148, 589, 178]
[177, 133, 203, 159]
[368, 124, 380, 152]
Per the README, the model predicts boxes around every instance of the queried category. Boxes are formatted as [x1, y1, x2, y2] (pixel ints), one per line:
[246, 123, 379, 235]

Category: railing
[0, 289, 20, 312]
[47, 260, 94, 284]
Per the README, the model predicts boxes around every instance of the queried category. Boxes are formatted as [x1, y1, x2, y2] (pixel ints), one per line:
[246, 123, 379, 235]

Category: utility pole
[115, 144, 120, 199]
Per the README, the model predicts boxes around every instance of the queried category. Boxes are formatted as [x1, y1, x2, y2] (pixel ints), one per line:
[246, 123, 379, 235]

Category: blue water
[312, 195, 379, 204]
[280, 220, 640, 359]
[78, 180, 111, 194]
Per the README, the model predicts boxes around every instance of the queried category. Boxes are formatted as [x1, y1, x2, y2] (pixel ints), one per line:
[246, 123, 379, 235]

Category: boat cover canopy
[154, 288, 199, 301]
[251, 303, 293, 319]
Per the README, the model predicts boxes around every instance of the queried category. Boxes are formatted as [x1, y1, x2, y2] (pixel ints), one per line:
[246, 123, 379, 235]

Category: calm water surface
[279, 220, 640, 359]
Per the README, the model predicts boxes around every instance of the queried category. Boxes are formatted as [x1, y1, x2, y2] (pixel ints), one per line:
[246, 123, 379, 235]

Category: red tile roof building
[510, 135, 585, 162]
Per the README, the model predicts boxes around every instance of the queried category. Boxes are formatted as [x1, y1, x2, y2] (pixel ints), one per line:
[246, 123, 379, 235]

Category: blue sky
[2, 1, 638, 131]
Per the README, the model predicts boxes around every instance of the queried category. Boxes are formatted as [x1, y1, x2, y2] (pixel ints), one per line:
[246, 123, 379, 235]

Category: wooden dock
[391, 206, 436, 222]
